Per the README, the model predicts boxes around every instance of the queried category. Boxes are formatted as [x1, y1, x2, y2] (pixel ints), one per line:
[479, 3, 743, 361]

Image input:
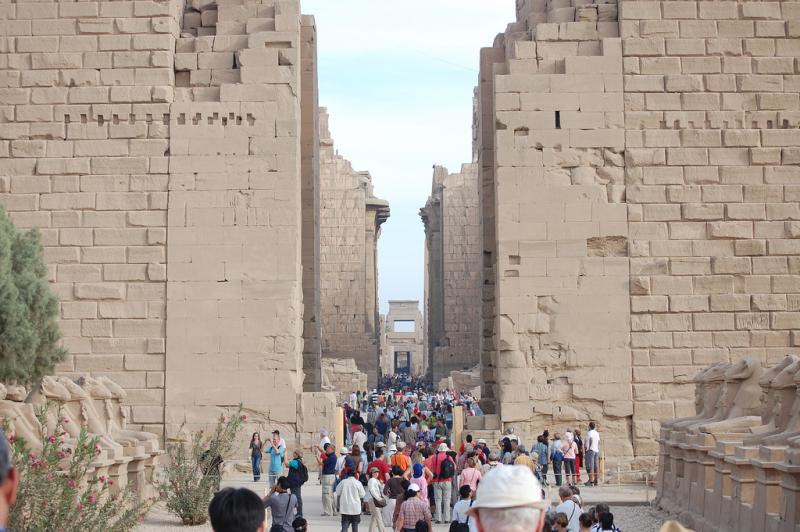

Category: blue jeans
[251, 454, 262, 481]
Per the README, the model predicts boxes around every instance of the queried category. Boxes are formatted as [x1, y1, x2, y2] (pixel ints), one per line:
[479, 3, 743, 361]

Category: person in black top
[202, 449, 224, 491]
[286, 451, 308, 517]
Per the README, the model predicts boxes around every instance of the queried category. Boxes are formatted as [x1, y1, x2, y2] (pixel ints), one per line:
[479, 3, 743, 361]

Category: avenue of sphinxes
[2, 0, 800, 481]
[654, 356, 800, 531]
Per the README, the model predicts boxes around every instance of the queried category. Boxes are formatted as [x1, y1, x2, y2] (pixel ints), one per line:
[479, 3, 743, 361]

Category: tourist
[286, 451, 308, 517]
[202, 448, 224, 491]
[466, 465, 548, 532]
[335, 467, 366, 532]
[551, 433, 564, 486]
[402, 418, 417, 446]
[0, 431, 18, 531]
[588, 504, 609, 532]
[387, 423, 400, 457]
[336, 446, 350, 479]
[561, 435, 578, 485]
[426, 442, 456, 524]
[376, 413, 390, 441]
[574, 429, 584, 484]
[266, 430, 286, 488]
[578, 513, 593, 532]
[390, 478, 412, 527]
[383, 467, 406, 527]
[353, 427, 368, 456]
[450, 485, 473, 529]
[474, 438, 488, 462]
[537, 433, 550, 486]
[458, 456, 482, 492]
[209, 487, 265, 532]
[500, 438, 514, 465]
[513, 445, 536, 475]
[250, 432, 264, 482]
[596, 512, 619, 531]
[368, 447, 391, 482]
[480, 451, 501, 476]
[585, 422, 600, 487]
[366, 467, 388, 532]
[390, 441, 411, 473]
[292, 516, 307, 532]
[555, 485, 581, 532]
[554, 513, 570, 532]
[395, 484, 433, 532]
[408, 463, 428, 497]
[317, 443, 337, 516]
[263, 477, 298, 532]
[319, 429, 332, 454]
[350, 445, 366, 481]
[351, 410, 366, 441]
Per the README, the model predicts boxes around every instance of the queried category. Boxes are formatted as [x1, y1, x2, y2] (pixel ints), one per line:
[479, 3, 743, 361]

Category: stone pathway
[137, 474, 665, 531]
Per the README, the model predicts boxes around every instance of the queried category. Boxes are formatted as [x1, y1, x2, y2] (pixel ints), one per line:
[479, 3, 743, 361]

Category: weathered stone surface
[471, 0, 800, 474]
[0, 0, 339, 454]
[318, 109, 388, 388]
[421, 164, 482, 384]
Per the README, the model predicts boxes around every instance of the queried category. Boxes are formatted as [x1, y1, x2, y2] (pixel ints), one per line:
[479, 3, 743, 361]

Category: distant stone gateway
[2, 0, 800, 484]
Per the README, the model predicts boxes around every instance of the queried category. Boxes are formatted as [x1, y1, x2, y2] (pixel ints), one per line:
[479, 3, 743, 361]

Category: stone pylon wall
[476, 0, 800, 469]
[622, 0, 800, 461]
[318, 108, 388, 388]
[422, 164, 482, 384]
[0, 0, 330, 441]
[0, 0, 182, 436]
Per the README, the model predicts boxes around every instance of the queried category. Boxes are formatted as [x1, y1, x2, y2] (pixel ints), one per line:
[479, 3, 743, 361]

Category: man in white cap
[425, 442, 456, 524]
[468, 465, 548, 532]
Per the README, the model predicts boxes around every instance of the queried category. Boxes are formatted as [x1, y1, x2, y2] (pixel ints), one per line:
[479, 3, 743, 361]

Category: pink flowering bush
[7, 404, 147, 532]
[159, 407, 245, 525]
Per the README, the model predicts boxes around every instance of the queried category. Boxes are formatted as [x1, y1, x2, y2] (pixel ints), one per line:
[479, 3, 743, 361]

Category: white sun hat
[468, 465, 549, 513]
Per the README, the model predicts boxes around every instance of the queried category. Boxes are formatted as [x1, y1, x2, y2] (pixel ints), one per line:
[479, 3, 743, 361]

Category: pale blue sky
[303, 1, 514, 314]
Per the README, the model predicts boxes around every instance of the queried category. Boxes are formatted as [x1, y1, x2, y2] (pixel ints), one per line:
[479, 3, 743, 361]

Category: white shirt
[367, 477, 384, 502]
[591, 525, 619, 532]
[388, 431, 399, 451]
[336, 455, 347, 474]
[587, 429, 600, 452]
[555, 499, 581, 532]
[319, 435, 331, 452]
[452, 500, 473, 524]
[335, 476, 366, 516]
[353, 431, 368, 451]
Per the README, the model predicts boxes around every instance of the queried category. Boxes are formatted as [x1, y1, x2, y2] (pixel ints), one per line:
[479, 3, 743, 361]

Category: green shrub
[8, 404, 147, 532]
[159, 408, 245, 526]
[0, 207, 66, 386]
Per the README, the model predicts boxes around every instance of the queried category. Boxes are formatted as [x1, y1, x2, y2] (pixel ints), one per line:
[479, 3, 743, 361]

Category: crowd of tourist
[299, 379, 609, 531]
[233, 378, 612, 531]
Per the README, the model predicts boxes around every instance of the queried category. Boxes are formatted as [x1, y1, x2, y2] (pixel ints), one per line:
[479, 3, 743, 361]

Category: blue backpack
[551, 447, 564, 461]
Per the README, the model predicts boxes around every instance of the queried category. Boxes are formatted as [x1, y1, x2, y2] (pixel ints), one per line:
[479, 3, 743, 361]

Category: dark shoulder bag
[448, 501, 472, 532]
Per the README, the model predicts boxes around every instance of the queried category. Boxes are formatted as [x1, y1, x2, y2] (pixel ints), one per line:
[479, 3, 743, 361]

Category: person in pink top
[458, 456, 482, 492]
[561, 437, 579, 484]
[409, 463, 428, 496]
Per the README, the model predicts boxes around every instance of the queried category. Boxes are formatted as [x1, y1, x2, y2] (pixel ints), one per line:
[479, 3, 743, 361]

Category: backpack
[438, 454, 455, 480]
[552, 448, 564, 462]
[298, 461, 309, 484]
